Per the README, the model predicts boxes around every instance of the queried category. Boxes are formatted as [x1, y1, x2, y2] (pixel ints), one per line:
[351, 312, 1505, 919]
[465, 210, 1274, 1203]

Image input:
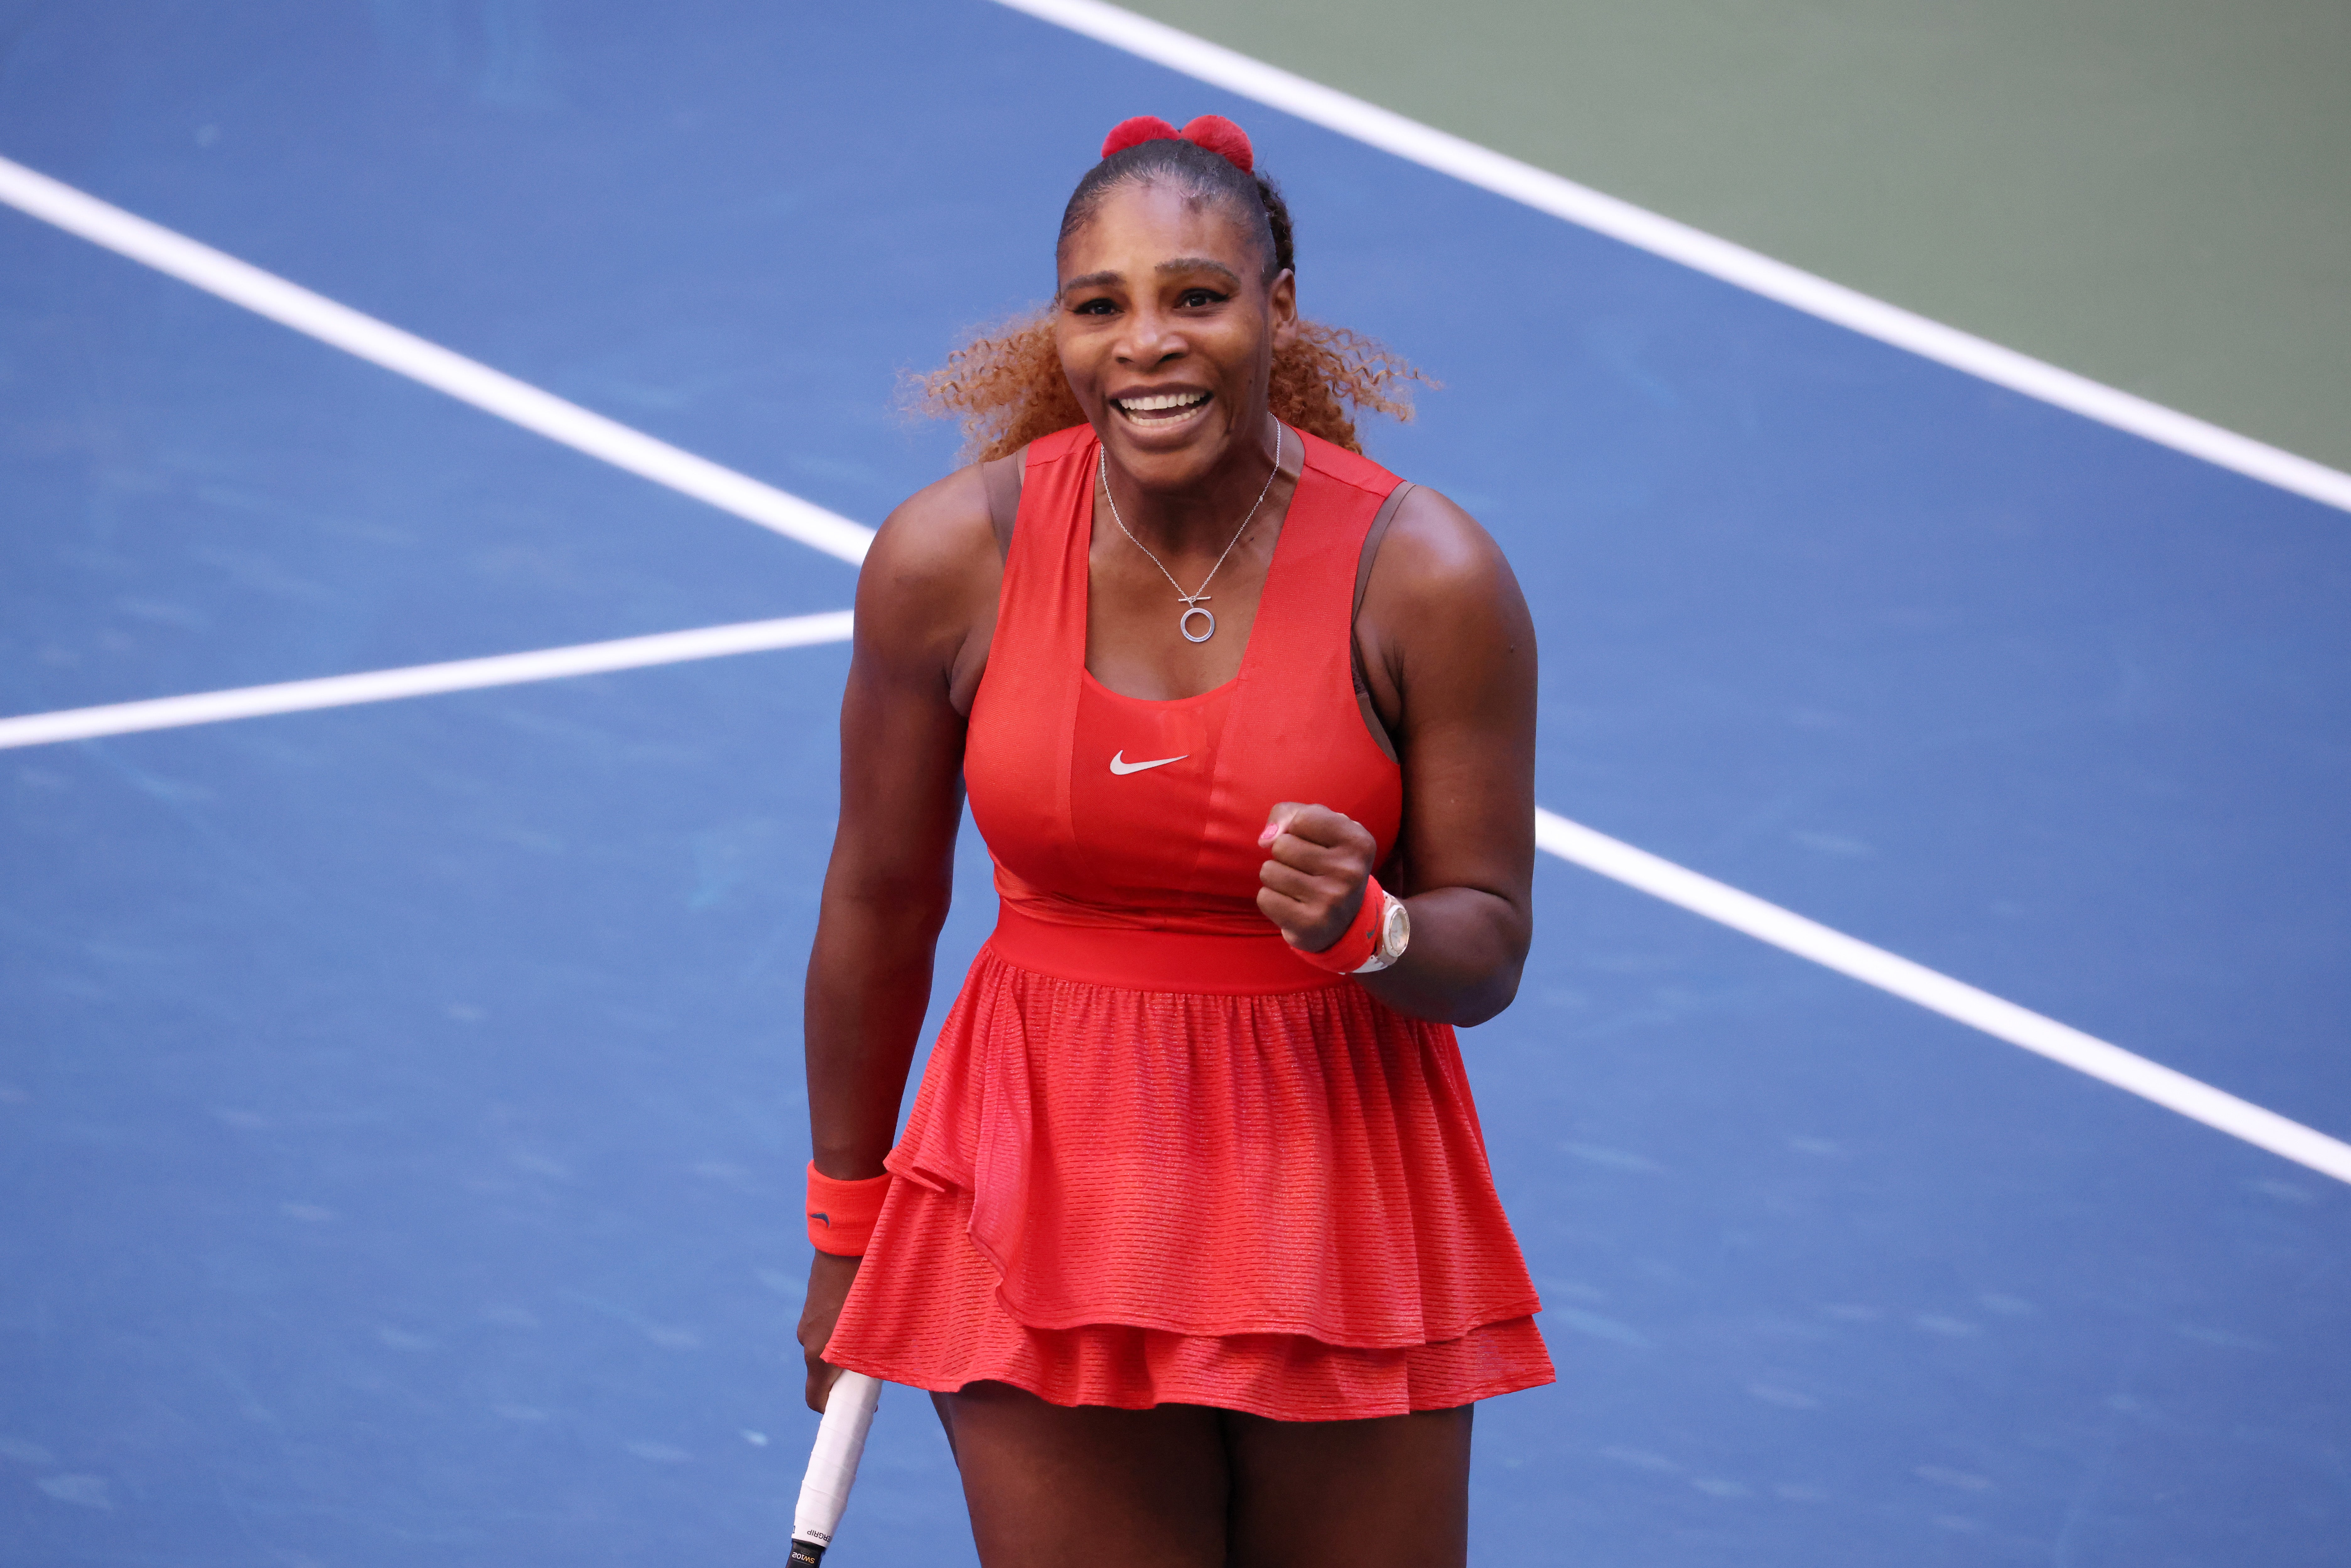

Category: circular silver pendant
[1179, 606, 1216, 643]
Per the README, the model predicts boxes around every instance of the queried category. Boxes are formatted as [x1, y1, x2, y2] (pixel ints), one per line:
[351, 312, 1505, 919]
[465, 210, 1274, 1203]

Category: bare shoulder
[1370, 484, 1529, 624]
[1353, 482, 1534, 738]
[854, 463, 999, 668]
[862, 463, 995, 605]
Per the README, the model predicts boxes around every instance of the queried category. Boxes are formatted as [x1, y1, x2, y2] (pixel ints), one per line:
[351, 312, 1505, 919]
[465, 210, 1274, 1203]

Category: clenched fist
[1256, 802, 1378, 953]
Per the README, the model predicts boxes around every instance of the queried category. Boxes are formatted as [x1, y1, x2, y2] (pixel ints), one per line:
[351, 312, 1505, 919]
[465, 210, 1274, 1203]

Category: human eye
[1177, 287, 1227, 309]
[1069, 296, 1118, 316]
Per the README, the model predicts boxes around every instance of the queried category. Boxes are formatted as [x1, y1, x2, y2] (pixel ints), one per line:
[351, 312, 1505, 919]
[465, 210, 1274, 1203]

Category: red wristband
[1289, 876, 1385, 974]
[806, 1163, 892, 1256]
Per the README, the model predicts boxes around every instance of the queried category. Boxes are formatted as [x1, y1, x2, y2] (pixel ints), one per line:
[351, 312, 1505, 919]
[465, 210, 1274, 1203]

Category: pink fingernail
[1257, 824, 1280, 848]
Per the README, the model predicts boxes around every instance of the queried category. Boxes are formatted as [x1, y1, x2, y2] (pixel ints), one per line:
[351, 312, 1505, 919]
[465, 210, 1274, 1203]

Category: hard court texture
[1, 3, 2345, 1565]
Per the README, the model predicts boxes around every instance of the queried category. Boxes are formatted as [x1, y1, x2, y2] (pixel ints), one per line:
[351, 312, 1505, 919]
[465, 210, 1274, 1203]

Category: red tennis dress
[822, 424, 1552, 1420]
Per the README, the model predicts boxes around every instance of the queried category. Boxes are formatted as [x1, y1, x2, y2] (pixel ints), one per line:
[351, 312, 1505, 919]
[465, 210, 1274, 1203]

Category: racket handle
[790, 1370, 883, 1565]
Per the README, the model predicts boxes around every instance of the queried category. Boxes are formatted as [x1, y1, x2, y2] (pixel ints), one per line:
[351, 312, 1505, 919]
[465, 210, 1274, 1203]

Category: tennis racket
[788, 1369, 883, 1565]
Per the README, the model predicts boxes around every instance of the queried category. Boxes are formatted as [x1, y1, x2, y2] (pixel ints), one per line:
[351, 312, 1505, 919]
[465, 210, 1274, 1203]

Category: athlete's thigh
[933, 1382, 1229, 1568]
[1221, 1403, 1474, 1568]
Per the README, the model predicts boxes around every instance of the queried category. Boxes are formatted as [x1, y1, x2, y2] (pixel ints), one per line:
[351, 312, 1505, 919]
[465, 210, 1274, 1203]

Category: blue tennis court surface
[4, 3, 2346, 1564]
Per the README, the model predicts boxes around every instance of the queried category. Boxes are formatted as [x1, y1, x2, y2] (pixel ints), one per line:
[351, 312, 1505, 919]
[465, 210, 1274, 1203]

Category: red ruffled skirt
[822, 910, 1553, 1422]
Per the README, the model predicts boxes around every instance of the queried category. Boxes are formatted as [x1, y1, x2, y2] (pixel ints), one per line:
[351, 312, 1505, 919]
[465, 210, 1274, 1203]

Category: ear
[1266, 268, 1299, 349]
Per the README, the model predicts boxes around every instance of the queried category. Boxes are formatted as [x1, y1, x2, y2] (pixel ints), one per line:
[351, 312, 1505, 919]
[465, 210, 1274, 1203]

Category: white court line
[0, 611, 854, 751]
[2, 127, 2338, 1185]
[2, 611, 2338, 1183]
[1537, 809, 2351, 1185]
[0, 155, 876, 566]
[996, 0, 2351, 518]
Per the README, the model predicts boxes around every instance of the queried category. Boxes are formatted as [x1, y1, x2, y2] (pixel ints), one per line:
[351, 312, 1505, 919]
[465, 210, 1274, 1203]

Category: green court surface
[1119, 0, 2351, 474]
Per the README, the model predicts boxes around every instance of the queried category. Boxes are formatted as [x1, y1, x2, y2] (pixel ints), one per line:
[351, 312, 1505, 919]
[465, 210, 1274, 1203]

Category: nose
[1114, 299, 1187, 369]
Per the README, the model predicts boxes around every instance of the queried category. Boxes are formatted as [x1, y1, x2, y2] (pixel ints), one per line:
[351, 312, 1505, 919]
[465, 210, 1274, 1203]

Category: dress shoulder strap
[1354, 481, 1413, 624]
[981, 445, 1026, 561]
[1350, 481, 1412, 762]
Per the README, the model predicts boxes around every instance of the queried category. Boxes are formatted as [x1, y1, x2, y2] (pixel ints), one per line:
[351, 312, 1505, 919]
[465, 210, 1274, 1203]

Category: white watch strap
[1351, 892, 1406, 973]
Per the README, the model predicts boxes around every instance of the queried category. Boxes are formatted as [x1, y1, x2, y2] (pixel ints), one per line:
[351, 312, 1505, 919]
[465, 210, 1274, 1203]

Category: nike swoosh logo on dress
[1108, 751, 1188, 775]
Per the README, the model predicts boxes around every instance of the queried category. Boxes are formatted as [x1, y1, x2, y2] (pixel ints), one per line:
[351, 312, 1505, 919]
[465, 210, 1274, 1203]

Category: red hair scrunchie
[1099, 113, 1254, 173]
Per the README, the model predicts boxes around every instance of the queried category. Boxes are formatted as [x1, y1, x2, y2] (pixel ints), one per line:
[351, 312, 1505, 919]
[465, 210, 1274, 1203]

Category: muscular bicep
[823, 470, 999, 902]
[829, 643, 966, 900]
[1374, 491, 1538, 925]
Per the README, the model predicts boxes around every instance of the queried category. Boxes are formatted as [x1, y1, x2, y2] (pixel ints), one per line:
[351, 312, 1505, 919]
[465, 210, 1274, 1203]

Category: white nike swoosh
[1108, 750, 1188, 775]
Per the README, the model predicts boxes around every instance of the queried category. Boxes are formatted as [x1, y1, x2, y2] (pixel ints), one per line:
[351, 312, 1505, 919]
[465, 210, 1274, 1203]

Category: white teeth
[1117, 391, 1208, 414]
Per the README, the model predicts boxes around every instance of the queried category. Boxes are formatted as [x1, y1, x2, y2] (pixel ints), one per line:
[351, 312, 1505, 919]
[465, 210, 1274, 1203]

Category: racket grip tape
[791, 1370, 883, 1562]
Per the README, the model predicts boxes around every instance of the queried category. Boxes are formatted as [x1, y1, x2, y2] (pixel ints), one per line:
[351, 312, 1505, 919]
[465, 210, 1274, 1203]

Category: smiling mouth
[1112, 390, 1212, 427]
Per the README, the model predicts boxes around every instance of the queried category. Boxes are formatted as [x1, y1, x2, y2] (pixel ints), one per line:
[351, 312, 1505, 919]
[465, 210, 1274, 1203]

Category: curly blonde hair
[911, 309, 1427, 463]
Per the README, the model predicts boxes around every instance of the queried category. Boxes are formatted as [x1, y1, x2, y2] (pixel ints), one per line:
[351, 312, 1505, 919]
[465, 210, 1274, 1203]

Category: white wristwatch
[1351, 891, 1411, 973]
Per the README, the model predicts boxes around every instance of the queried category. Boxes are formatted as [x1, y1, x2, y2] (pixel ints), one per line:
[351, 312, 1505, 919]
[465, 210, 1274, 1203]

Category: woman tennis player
[798, 114, 1550, 1566]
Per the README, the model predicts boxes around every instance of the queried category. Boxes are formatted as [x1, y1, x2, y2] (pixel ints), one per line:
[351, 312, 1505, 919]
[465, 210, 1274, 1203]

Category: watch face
[1380, 895, 1410, 959]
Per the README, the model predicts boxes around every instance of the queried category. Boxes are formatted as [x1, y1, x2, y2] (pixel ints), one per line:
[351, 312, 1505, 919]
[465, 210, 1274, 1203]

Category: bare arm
[798, 463, 998, 1406]
[1255, 487, 1536, 1026]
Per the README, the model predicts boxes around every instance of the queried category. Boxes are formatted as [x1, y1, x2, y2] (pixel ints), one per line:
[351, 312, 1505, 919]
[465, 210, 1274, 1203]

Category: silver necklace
[1097, 424, 1283, 644]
